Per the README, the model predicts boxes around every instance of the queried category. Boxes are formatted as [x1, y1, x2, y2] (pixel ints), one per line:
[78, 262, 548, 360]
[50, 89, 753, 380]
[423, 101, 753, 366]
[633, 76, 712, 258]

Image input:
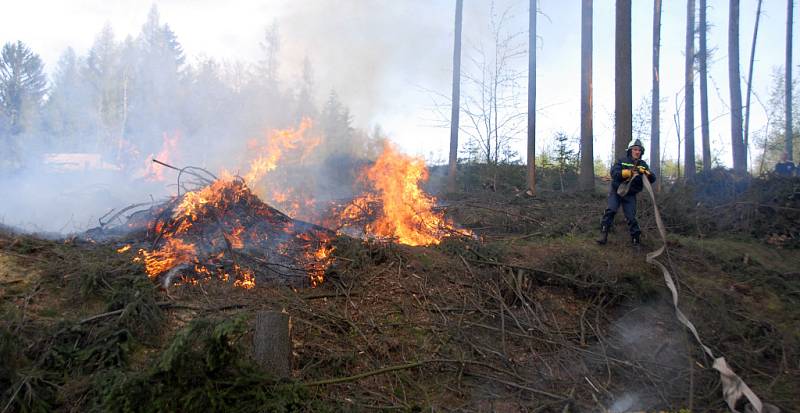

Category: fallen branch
[79, 302, 175, 324]
[303, 361, 424, 386]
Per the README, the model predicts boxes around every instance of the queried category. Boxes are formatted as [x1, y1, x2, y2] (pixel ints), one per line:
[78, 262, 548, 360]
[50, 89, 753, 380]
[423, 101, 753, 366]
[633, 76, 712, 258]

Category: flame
[238, 118, 324, 220]
[341, 143, 470, 246]
[243, 118, 316, 185]
[145, 132, 180, 181]
[225, 224, 245, 249]
[233, 265, 256, 289]
[116, 245, 131, 253]
[139, 238, 196, 279]
[304, 242, 334, 288]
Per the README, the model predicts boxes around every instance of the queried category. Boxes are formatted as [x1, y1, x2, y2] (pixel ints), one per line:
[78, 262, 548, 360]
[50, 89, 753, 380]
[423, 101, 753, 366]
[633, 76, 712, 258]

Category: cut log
[253, 310, 291, 378]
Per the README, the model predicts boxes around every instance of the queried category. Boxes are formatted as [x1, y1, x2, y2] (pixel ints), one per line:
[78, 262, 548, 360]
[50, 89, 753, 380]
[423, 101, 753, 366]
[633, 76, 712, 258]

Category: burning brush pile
[117, 172, 334, 289]
[92, 120, 470, 290]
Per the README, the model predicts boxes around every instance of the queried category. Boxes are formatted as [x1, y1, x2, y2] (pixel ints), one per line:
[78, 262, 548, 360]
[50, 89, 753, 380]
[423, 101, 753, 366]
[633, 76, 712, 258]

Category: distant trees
[294, 56, 317, 122]
[44, 48, 94, 149]
[579, 0, 594, 191]
[129, 6, 186, 149]
[615, 0, 632, 160]
[460, 4, 526, 168]
[758, 67, 799, 171]
[0, 5, 376, 175]
[260, 21, 281, 89]
[84, 24, 128, 153]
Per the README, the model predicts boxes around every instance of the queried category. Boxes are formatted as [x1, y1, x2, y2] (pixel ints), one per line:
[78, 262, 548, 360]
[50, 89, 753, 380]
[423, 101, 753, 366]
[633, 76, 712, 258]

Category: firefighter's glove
[637, 166, 650, 175]
[621, 169, 633, 179]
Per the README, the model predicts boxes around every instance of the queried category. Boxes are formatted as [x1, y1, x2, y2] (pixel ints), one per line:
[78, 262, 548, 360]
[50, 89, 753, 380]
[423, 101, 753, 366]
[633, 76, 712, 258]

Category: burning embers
[338, 143, 471, 246]
[133, 177, 334, 289]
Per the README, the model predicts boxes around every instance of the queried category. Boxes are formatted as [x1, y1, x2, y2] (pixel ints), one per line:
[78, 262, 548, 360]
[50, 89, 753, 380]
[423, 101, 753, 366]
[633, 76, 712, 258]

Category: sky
[1, 0, 798, 168]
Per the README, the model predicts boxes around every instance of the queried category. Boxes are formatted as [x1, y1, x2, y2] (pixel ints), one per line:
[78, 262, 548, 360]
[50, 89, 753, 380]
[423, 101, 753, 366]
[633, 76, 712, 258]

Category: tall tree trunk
[685, 0, 697, 179]
[744, 0, 764, 164]
[580, 0, 594, 190]
[527, 0, 537, 195]
[786, 0, 794, 160]
[447, 0, 464, 192]
[615, 0, 632, 160]
[651, 0, 662, 179]
[699, 0, 711, 171]
[729, 0, 747, 172]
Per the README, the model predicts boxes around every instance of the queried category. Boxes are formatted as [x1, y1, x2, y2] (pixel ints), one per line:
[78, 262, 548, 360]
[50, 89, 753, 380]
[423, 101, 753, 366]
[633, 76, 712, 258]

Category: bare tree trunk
[685, 0, 697, 179]
[615, 0, 632, 160]
[253, 311, 291, 379]
[651, 0, 662, 180]
[699, 0, 711, 171]
[744, 0, 763, 165]
[527, 0, 537, 195]
[730, 0, 747, 172]
[580, 0, 594, 191]
[786, 0, 794, 160]
[448, 0, 464, 192]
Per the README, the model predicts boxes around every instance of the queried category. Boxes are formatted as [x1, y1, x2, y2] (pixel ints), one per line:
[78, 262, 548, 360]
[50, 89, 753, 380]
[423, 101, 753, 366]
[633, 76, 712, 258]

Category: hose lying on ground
[642, 177, 778, 413]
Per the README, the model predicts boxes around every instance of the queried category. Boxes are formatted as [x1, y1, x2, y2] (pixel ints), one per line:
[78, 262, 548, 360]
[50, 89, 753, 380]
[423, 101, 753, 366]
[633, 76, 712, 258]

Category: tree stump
[253, 310, 291, 378]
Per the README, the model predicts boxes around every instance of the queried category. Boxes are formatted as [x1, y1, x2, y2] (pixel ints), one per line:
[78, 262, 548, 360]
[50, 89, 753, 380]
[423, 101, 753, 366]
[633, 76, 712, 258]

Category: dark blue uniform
[601, 156, 657, 237]
[774, 161, 796, 177]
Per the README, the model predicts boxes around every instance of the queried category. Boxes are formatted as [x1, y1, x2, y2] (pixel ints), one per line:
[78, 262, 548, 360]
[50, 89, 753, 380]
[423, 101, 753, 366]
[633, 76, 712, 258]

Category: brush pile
[90, 174, 335, 289]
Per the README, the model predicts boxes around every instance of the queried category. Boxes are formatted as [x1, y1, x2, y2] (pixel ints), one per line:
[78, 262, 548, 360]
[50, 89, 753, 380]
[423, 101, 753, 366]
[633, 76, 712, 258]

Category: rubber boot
[631, 234, 641, 248]
[596, 225, 609, 245]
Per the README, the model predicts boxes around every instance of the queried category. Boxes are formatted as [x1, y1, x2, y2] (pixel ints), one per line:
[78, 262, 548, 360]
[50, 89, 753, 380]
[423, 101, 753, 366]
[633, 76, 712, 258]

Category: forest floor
[1, 182, 799, 412]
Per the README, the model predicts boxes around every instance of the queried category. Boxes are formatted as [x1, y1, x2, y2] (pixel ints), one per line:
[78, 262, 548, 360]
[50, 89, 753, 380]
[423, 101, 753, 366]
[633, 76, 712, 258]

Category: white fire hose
[641, 177, 778, 413]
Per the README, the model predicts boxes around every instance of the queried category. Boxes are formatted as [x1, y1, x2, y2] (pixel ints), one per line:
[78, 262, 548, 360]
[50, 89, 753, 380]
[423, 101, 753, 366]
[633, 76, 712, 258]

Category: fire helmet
[626, 139, 645, 156]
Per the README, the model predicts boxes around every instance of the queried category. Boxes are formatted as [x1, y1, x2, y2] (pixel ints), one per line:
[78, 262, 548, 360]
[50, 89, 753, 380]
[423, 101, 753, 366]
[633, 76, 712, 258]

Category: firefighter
[597, 139, 657, 246]
[774, 152, 797, 177]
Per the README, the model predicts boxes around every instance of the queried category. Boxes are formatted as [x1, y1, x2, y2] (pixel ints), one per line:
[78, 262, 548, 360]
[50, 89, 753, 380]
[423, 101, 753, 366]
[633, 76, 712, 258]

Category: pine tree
[0, 41, 47, 135]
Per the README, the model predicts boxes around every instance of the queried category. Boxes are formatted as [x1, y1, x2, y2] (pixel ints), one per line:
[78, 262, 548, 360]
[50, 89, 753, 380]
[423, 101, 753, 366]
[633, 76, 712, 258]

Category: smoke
[0, 161, 168, 235]
[587, 300, 693, 411]
[278, 1, 455, 126]
[1, 1, 513, 235]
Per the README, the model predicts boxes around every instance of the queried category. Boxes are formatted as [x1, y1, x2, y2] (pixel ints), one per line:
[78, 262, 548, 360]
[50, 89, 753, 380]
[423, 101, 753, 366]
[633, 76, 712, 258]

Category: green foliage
[539, 246, 661, 301]
[437, 236, 507, 264]
[331, 235, 396, 271]
[0, 324, 22, 392]
[2, 369, 59, 413]
[454, 162, 527, 193]
[41, 323, 132, 374]
[94, 316, 326, 413]
[105, 276, 164, 337]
